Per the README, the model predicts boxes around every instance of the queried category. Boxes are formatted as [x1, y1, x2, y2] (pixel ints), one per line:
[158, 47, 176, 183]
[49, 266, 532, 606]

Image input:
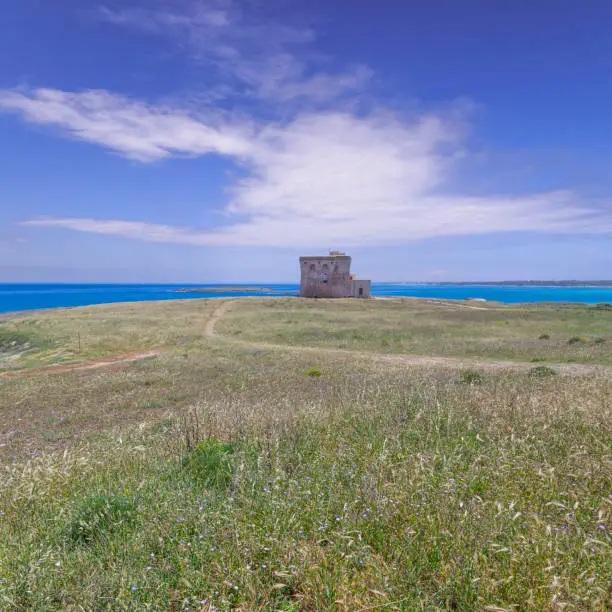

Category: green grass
[218, 298, 612, 365]
[0, 299, 217, 369]
[0, 298, 610, 609]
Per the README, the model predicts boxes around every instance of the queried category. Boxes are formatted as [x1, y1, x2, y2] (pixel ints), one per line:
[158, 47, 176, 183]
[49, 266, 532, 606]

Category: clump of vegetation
[304, 366, 322, 377]
[529, 365, 557, 378]
[531, 357, 546, 362]
[538, 333, 550, 340]
[0, 328, 37, 353]
[182, 437, 238, 489]
[66, 495, 136, 545]
[568, 336, 588, 344]
[458, 369, 483, 385]
[381, 336, 390, 347]
[594, 337, 606, 344]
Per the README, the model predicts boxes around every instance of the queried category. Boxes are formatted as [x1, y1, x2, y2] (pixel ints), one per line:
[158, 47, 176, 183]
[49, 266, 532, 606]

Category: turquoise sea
[1, 283, 612, 314]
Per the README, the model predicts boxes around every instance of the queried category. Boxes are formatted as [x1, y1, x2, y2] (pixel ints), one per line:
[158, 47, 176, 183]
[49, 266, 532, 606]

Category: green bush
[538, 333, 550, 340]
[568, 336, 588, 344]
[594, 337, 606, 344]
[305, 366, 322, 377]
[531, 357, 546, 363]
[458, 369, 483, 386]
[182, 438, 237, 489]
[67, 495, 136, 545]
[529, 365, 557, 378]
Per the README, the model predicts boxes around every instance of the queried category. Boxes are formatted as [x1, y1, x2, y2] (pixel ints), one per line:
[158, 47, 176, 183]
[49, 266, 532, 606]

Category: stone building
[299, 251, 371, 298]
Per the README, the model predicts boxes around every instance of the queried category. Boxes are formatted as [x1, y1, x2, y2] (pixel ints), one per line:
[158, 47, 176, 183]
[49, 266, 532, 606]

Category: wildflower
[146, 566, 152, 571]
[131, 586, 138, 592]
[598, 525, 606, 530]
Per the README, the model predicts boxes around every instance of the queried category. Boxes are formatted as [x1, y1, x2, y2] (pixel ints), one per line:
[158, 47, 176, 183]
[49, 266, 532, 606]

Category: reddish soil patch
[0, 350, 161, 379]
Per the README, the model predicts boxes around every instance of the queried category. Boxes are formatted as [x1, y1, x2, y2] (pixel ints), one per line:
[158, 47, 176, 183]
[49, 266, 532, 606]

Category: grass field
[0, 298, 610, 610]
[219, 298, 612, 365]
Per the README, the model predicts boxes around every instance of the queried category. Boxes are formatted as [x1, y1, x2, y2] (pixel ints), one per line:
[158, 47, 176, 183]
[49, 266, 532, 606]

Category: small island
[171, 286, 275, 293]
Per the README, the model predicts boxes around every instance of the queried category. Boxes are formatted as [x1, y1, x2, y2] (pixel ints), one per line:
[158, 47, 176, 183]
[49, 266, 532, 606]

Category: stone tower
[299, 251, 371, 298]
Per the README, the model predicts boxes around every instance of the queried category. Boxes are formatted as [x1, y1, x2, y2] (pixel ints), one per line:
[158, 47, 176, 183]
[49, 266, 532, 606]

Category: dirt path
[221, 336, 611, 375]
[204, 299, 234, 338]
[3, 298, 610, 379]
[207, 300, 611, 376]
[0, 350, 161, 379]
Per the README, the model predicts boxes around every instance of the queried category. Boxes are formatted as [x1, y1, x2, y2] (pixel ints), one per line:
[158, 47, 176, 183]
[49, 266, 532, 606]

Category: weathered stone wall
[299, 256, 352, 298]
[350, 279, 371, 298]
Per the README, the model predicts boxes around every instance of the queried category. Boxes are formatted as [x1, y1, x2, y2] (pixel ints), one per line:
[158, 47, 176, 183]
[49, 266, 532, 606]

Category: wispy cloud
[96, 1, 368, 105]
[0, 88, 252, 162]
[11, 88, 611, 246]
[2, 2, 612, 247]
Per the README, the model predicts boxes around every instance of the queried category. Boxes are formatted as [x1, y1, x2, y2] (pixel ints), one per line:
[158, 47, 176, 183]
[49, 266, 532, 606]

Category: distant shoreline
[419, 281, 612, 287]
[2, 283, 612, 316]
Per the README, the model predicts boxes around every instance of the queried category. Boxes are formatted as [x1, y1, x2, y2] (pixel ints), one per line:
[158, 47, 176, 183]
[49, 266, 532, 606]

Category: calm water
[1, 283, 612, 314]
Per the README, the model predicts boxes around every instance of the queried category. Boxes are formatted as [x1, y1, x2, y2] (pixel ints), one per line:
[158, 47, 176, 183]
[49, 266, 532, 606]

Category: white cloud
[11, 88, 611, 246]
[0, 88, 253, 162]
[2, 2, 611, 247]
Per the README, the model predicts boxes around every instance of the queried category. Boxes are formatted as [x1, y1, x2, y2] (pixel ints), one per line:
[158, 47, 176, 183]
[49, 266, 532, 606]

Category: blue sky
[1, 0, 611, 282]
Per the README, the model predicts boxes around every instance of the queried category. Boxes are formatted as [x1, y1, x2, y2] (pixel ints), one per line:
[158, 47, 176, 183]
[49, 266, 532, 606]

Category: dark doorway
[359, 287, 364, 296]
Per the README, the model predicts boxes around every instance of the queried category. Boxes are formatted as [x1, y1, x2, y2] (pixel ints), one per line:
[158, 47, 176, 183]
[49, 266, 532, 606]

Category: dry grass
[0, 299, 217, 370]
[219, 298, 612, 364]
[0, 298, 610, 609]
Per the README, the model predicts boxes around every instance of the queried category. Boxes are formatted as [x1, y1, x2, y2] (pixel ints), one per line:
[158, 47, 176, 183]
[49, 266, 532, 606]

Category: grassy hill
[0, 298, 609, 610]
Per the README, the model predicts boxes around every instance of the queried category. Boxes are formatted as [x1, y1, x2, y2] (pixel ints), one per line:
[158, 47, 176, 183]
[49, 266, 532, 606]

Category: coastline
[2, 282, 612, 315]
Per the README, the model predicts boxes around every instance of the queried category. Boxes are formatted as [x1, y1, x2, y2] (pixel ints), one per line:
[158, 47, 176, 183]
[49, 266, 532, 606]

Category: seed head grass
[0, 299, 610, 609]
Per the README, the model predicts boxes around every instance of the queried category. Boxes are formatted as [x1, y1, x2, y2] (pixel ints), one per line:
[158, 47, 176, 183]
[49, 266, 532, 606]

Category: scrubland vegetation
[0, 298, 610, 610]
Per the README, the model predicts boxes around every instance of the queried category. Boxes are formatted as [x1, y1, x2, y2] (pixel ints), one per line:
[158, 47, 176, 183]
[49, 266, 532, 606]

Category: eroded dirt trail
[3, 299, 611, 379]
[204, 299, 234, 338]
[207, 300, 612, 376]
[0, 350, 161, 379]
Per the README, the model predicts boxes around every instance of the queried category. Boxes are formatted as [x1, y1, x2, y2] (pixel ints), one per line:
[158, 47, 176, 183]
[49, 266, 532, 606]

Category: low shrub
[67, 495, 136, 545]
[531, 357, 546, 363]
[182, 437, 237, 489]
[305, 366, 322, 377]
[0, 329, 37, 353]
[594, 337, 606, 344]
[529, 365, 557, 378]
[538, 333, 550, 340]
[568, 336, 588, 344]
[458, 369, 483, 386]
